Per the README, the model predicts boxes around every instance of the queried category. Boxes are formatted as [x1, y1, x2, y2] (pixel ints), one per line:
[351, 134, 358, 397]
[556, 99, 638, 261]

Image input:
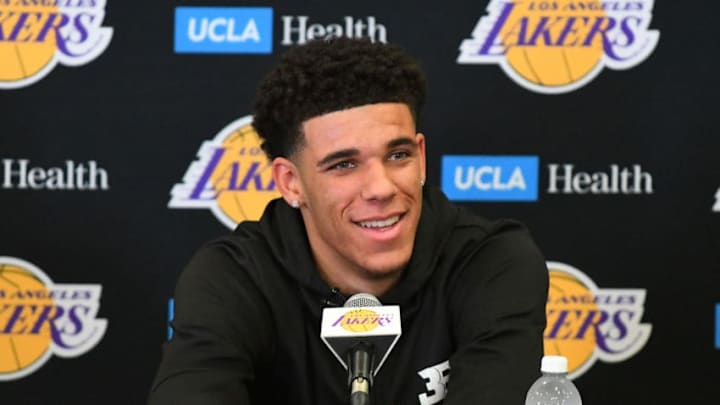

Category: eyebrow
[316, 148, 360, 168]
[316, 136, 418, 168]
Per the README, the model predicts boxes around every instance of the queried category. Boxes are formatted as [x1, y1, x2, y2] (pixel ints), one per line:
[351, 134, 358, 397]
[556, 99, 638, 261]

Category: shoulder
[175, 199, 305, 304]
[443, 214, 548, 335]
[175, 235, 264, 305]
[457, 216, 545, 277]
[422, 186, 532, 245]
[420, 186, 546, 282]
[178, 199, 289, 288]
[433, 201, 548, 299]
[457, 215, 542, 257]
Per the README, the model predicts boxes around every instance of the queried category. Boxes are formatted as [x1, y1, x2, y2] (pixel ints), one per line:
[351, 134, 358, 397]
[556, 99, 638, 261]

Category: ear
[272, 157, 303, 206]
[416, 132, 427, 182]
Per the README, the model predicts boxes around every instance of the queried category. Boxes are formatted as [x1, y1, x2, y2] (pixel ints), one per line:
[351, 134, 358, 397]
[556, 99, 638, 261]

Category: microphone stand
[348, 342, 374, 405]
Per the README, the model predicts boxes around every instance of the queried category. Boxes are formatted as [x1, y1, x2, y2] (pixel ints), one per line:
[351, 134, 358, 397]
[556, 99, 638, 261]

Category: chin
[358, 251, 411, 278]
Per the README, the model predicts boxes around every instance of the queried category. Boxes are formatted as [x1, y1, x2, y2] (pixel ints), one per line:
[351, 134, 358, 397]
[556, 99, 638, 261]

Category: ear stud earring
[291, 200, 300, 208]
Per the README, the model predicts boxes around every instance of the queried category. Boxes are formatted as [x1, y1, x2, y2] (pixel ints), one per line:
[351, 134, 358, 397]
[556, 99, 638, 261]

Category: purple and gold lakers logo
[0, 0, 113, 89]
[457, 0, 659, 94]
[331, 309, 393, 333]
[544, 261, 651, 379]
[169, 116, 280, 229]
[0, 256, 107, 381]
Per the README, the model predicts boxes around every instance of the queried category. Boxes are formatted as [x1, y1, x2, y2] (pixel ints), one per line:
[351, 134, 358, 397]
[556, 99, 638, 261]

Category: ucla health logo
[174, 7, 272, 54]
[0, 0, 113, 89]
[457, 0, 660, 94]
[441, 155, 538, 201]
[0, 256, 107, 381]
[545, 261, 651, 379]
[169, 116, 280, 229]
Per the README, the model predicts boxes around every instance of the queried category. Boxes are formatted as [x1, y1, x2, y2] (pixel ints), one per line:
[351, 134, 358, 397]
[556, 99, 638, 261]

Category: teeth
[359, 216, 400, 229]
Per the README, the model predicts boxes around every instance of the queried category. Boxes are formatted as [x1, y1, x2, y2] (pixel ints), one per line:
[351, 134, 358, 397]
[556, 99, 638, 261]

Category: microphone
[320, 293, 402, 405]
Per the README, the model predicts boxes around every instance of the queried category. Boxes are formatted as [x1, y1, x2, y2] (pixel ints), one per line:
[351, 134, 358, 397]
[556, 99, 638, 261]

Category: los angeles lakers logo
[457, 0, 660, 94]
[0, 256, 107, 381]
[544, 261, 651, 379]
[169, 116, 280, 229]
[331, 309, 393, 333]
[0, 0, 113, 89]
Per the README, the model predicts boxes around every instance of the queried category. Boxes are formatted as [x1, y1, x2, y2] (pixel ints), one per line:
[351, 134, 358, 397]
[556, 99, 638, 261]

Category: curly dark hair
[252, 38, 427, 160]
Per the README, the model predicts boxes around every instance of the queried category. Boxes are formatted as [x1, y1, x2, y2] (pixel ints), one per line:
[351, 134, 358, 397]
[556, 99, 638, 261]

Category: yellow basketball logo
[545, 267, 599, 375]
[458, 0, 660, 94]
[0, 256, 107, 381]
[0, 262, 53, 378]
[0, 1, 113, 89]
[501, 0, 606, 88]
[169, 116, 281, 228]
[544, 261, 651, 379]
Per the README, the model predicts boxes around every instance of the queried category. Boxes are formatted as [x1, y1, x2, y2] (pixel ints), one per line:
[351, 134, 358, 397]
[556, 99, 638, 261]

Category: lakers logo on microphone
[169, 116, 280, 228]
[457, 0, 660, 94]
[544, 261, 651, 379]
[321, 301, 402, 374]
[0, 256, 107, 381]
[0, 0, 113, 89]
[332, 309, 394, 333]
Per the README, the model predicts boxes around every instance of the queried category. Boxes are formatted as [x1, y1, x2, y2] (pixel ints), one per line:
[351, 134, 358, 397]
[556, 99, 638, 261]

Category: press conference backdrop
[1, 0, 718, 403]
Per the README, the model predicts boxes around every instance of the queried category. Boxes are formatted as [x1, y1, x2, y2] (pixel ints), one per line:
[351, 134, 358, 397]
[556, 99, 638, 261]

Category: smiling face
[272, 103, 426, 296]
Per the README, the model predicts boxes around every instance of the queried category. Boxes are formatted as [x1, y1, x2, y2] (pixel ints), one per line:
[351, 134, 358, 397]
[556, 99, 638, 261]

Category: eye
[388, 150, 411, 161]
[330, 160, 357, 171]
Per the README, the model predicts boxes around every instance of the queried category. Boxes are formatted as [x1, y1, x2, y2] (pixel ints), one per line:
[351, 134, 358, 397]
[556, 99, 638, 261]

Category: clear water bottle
[524, 355, 582, 405]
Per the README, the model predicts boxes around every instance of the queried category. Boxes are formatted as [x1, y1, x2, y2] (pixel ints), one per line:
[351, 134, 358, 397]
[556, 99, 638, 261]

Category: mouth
[355, 215, 401, 230]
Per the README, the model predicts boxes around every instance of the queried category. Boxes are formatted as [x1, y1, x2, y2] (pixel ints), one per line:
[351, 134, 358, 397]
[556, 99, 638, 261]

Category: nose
[360, 160, 397, 202]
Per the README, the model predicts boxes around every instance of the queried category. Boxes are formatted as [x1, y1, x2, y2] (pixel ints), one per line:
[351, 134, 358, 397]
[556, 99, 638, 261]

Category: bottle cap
[541, 355, 568, 373]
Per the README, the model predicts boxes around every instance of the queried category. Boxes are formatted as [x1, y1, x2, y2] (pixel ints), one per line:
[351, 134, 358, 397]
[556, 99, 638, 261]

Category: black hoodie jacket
[149, 186, 548, 405]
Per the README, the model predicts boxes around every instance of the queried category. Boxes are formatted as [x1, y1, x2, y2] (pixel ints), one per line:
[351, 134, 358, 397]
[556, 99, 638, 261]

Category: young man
[150, 38, 548, 405]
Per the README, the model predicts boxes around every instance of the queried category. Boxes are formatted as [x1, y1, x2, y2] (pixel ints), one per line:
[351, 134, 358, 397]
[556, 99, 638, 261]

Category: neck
[316, 263, 402, 298]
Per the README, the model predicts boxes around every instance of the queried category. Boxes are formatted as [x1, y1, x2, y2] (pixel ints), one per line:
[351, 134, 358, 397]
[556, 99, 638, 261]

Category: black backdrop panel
[1, 0, 718, 403]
